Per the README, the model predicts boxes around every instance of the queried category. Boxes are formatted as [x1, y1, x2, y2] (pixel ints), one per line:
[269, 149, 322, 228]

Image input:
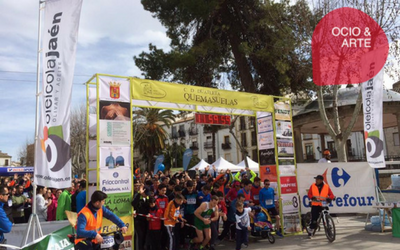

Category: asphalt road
[216, 215, 400, 250]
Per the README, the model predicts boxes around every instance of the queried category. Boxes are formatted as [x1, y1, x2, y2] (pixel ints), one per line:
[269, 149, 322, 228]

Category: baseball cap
[233, 181, 240, 187]
[314, 175, 324, 181]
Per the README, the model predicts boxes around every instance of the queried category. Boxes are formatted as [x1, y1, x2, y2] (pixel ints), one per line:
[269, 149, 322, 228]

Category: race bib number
[187, 198, 196, 205]
[8, 200, 12, 207]
[159, 201, 166, 209]
[253, 195, 259, 201]
[265, 199, 273, 205]
[174, 210, 180, 217]
[244, 200, 249, 206]
[101, 236, 114, 249]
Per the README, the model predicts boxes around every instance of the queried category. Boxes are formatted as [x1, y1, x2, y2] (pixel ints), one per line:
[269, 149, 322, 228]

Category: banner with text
[297, 162, 376, 214]
[362, 69, 385, 168]
[35, 0, 83, 188]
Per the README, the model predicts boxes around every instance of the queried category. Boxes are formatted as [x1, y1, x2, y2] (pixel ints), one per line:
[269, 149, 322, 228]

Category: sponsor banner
[362, 69, 385, 168]
[277, 139, 294, 156]
[256, 111, 271, 118]
[258, 132, 274, 150]
[131, 78, 274, 112]
[102, 215, 133, 235]
[274, 102, 291, 121]
[153, 155, 165, 175]
[279, 165, 296, 176]
[0, 167, 34, 176]
[88, 169, 97, 184]
[89, 114, 97, 137]
[35, 0, 83, 188]
[89, 86, 97, 107]
[99, 120, 131, 146]
[99, 76, 131, 102]
[100, 168, 132, 194]
[297, 162, 376, 214]
[183, 149, 193, 171]
[281, 194, 300, 214]
[259, 149, 275, 165]
[280, 176, 298, 194]
[282, 213, 302, 234]
[100, 101, 131, 121]
[22, 225, 73, 250]
[260, 165, 277, 182]
[89, 140, 97, 161]
[119, 235, 133, 250]
[275, 121, 293, 138]
[100, 147, 131, 169]
[257, 115, 273, 133]
[104, 192, 132, 216]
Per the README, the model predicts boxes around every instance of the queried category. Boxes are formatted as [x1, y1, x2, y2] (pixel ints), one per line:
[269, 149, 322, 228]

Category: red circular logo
[312, 7, 389, 86]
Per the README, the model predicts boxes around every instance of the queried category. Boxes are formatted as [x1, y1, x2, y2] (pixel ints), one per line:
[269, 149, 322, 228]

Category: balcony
[203, 127, 213, 134]
[190, 144, 199, 150]
[171, 133, 178, 140]
[222, 142, 231, 150]
[189, 128, 198, 136]
[204, 141, 213, 148]
[178, 130, 186, 138]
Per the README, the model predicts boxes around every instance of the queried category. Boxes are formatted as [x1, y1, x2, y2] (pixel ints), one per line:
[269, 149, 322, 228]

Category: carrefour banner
[362, 69, 385, 168]
[131, 78, 274, 112]
[297, 163, 376, 214]
[35, 0, 83, 188]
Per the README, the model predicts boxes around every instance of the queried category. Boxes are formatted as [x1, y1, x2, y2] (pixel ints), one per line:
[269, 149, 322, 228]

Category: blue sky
[0, 1, 170, 161]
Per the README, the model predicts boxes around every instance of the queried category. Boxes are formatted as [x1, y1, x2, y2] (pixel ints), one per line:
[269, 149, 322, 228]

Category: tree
[136, 0, 315, 96]
[313, 0, 400, 162]
[18, 140, 34, 166]
[133, 108, 176, 171]
[70, 105, 87, 176]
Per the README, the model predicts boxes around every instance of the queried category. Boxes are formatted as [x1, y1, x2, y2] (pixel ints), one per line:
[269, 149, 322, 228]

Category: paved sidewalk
[216, 215, 400, 250]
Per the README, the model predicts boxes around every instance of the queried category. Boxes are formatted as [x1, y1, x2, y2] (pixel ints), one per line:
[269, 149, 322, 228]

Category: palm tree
[133, 108, 176, 171]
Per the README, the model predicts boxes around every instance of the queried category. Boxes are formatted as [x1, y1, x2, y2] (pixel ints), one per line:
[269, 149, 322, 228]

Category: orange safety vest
[241, 188, 251, 201]
[310, 183, 329, 206]
[75, 205, 103, 245]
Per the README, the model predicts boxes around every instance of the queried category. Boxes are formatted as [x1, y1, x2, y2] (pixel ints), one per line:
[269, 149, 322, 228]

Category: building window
[240, 116, 246, 130]
[305, 143, 314, 161]
[251, 131, 257, 146]
[4, 160, 9, 166]
[171, 126, 178, 139]
[241, 133, 247, 147]
[303, 134, 312, 140]
[224, 136, 230, 144]
[225, 153, 232, 162]
[249, 117, 255, 129]
[394, 133, 400, 146]
[252, 149, 258, 162]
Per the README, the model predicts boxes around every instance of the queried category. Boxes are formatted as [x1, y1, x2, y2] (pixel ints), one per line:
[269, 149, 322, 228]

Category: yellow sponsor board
[102, 215, 133, 235]
[131, 78, 274, 112]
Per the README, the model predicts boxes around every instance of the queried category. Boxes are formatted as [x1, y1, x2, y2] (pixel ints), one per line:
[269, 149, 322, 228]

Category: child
[164, 194, 186, 250]
[235, 201, 251, 250]
[147, 197, 163, 250]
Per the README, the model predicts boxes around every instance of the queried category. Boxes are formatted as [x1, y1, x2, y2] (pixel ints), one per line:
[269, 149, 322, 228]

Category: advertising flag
[153, 155, 165, 175]
[183, 148, 193, 171]
[35, 0, 83, 188]
[362, 69, 385, 168]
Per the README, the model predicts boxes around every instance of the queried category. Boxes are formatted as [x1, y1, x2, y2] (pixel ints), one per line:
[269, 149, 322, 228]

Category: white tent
[236, 156, 259, 172]
[211, 157, 243, 172]
[189, 159, 210, 171]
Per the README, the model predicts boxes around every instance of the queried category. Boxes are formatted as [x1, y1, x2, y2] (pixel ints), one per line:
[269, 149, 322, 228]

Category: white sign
[277, 139, 294, 156]
[279, 165, 296, 176]
[281, 194, 300, 214]
[275, 121, 293, 138]
[257, 115, 273, 133]
[100, 168, 132, 194]
[99, 77, 131, 102]
[258, 132, 274, 150]
[362, 69, 385, 168]
[35, 0, 83, 188]
[99, 120, 131, 146]
[297, 162, 377, 214]
[100, 147, 131, 169]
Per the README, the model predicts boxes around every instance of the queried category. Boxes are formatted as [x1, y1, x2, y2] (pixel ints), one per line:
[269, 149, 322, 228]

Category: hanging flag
[362, 68, 385, 168]
[35, 0, 83, 188]
[182, 148, 193, 171]
[153, 155, 165, 175]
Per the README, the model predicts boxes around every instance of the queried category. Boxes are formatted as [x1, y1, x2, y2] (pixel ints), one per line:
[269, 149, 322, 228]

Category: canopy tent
[189, 159, 210, 171]
[236, 157, 260, 172]
[211, 157, 243, 172]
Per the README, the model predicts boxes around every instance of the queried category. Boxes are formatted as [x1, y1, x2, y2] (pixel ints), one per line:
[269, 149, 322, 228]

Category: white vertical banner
[35, 0, 83, 188]
[362, 69, 385, 168]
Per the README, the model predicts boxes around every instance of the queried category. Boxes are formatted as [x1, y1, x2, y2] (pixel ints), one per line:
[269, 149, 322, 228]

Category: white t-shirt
[318, 158, 331, 163]
[235, 207, 251, 230]
[36, 194, 47, 222]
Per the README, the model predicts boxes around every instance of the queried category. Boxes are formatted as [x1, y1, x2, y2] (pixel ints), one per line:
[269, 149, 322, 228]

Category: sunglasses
[1, 193, 9, 196]
[264, 183, 270, 186]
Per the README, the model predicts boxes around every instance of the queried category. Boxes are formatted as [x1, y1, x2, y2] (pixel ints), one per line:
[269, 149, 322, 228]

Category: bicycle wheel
[324, 214, 336, 242]
[267, 232, 275, 244]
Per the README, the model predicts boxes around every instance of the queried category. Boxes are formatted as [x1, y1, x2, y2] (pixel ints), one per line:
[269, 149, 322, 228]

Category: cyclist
[75, 190, 128, 250]
[307, 175, 334, 239]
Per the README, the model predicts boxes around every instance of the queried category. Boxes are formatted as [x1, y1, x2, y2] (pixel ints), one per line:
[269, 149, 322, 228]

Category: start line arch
[85, 73, 301, 244]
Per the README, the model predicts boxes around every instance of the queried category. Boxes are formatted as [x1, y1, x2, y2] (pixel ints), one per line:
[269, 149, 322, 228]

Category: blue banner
[182, 149, 193, 171]
[0, 167, 34, 176]
[153, 155, 165, 175]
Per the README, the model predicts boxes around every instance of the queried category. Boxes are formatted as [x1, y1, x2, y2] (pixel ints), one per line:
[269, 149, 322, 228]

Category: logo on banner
[322, 167, 351, 187]
[364, 130, 384, 158]
[141, 82, 166, 98]
[109, 81, 121, 99]
[40, 126, 71, 172]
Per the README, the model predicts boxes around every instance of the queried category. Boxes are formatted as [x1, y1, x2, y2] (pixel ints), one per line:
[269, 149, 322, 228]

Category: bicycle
[307, 198, 336, 242]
